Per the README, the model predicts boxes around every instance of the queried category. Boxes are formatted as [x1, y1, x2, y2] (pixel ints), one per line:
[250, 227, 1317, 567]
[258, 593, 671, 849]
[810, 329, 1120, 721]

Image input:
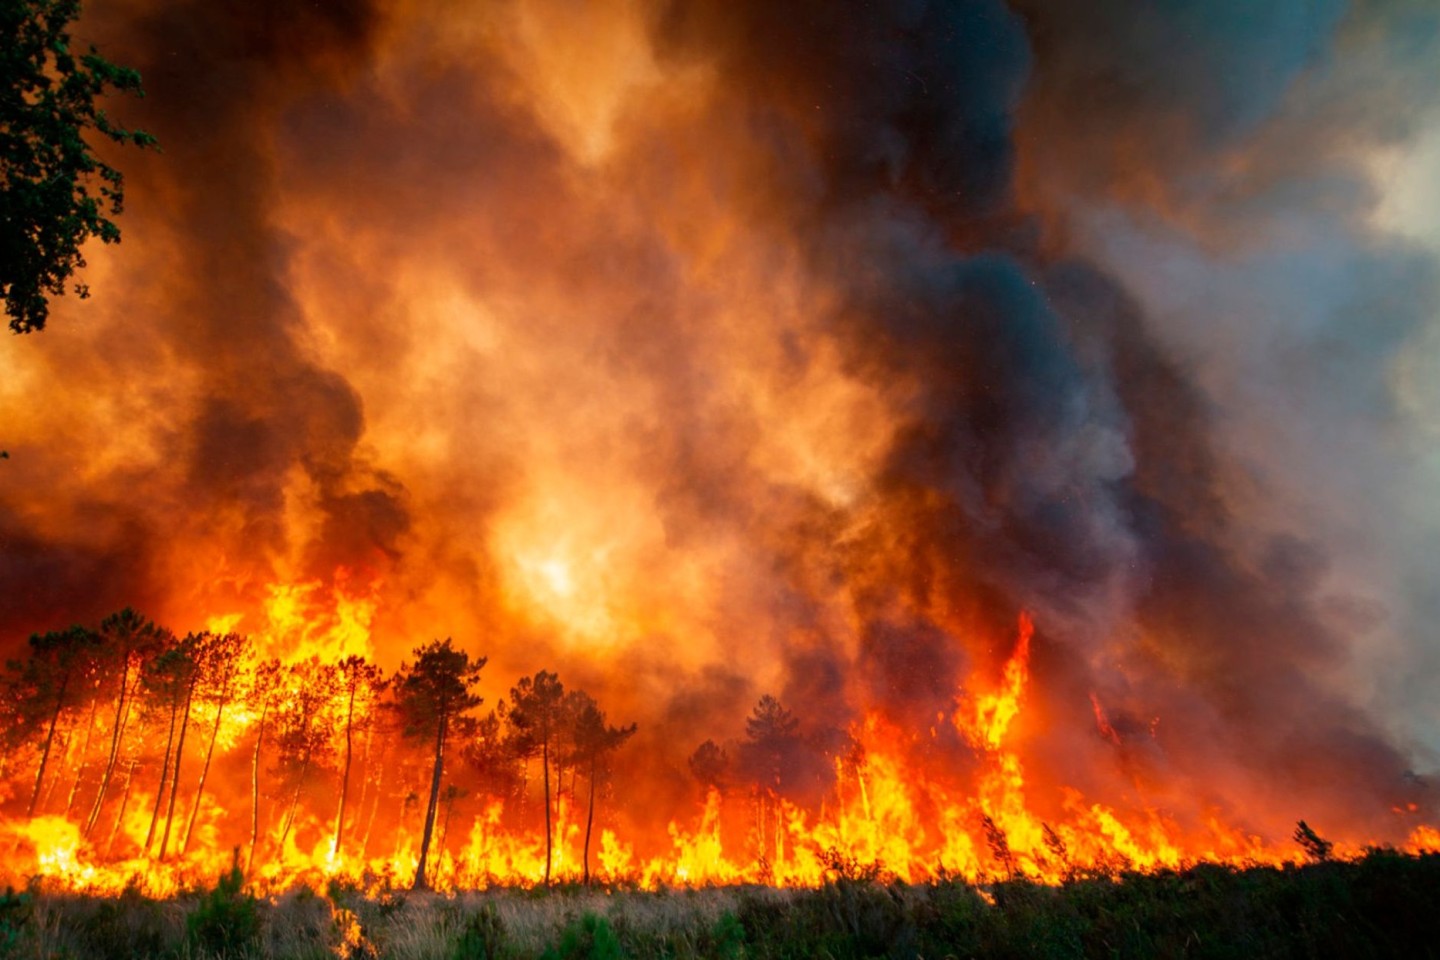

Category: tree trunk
[64, 698, 99, 818]
[278, 753, 311, 851]
[412, 709, 448, 891]
[145, 696, 180, 854]
[182, 682, 229, 855]
[332, 684, 358, 861]
[542, 733, 553, 885]
[583, 754, 597, 886]
[159, 677, 195, 859]
[27, 677, 69, 818]
[360, 758, 384, 858]
[439, 788, 458, 869]
[85, 658, 133, 838]
[41, 727, 73, 811]
[107, 757, 138, 854]
[247, 707, 269, 876]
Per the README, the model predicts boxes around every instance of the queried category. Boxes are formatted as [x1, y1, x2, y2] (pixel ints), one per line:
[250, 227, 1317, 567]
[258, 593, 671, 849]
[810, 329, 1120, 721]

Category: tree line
[0, 609, 635, 890]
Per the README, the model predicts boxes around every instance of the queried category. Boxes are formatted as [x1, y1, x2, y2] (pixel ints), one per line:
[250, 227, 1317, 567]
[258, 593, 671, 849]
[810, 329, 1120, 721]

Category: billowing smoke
[1, 0, 1437, 865]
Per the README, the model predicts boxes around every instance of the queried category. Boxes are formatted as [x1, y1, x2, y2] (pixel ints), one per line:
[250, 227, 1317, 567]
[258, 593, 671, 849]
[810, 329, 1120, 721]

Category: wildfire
[2, 561, 1436, 899]
[0, 601, 1435, 897]
[1, 0, 1436, 907]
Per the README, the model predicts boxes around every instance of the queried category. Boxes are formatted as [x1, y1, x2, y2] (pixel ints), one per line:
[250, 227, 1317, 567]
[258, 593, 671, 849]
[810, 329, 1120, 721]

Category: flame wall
[2, 0, 1439, 886]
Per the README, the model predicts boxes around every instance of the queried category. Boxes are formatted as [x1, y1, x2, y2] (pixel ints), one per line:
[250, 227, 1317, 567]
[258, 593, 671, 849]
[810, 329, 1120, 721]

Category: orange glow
[0, 0, 1434, 900]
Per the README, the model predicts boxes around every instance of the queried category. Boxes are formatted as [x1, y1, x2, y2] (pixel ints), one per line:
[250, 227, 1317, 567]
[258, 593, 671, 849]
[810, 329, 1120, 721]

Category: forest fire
[0, 595, 1435, 896]
[3, 0, 1440, 902]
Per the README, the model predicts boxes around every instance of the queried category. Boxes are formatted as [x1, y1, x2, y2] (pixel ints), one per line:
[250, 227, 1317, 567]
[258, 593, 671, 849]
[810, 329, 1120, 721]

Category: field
[2, 850, 1437, 959]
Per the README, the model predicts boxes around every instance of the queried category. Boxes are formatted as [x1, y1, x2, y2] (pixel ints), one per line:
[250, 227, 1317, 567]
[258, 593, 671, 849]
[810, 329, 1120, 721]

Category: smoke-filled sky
[3, 0, 1439, 840]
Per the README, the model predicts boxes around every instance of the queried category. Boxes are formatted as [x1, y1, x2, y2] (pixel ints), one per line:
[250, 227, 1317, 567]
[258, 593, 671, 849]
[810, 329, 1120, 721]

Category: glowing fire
[2, 603, 1430, 897]
[0, 0, 1435, 903]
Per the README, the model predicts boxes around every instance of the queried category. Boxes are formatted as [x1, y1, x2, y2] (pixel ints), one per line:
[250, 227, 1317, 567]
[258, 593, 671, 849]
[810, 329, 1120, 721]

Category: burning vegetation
[0, 601, 1434, 895]
[3, 0, 1440, 905]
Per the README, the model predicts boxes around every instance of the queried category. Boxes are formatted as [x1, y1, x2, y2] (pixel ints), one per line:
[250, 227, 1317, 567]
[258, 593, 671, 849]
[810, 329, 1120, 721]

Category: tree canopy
[2, 0, 155, 332]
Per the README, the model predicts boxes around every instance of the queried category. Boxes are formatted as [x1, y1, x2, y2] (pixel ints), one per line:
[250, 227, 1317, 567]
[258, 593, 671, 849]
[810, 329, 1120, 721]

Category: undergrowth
[0, 849, 1435, 959]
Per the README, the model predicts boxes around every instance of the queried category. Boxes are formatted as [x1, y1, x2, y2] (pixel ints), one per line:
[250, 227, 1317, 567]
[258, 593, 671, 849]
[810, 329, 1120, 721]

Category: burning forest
[2, 0, 1440, 898]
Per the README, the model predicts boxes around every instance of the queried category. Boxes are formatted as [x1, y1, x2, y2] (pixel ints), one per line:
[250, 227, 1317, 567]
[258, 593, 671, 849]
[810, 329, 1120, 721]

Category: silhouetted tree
[181, 631, 249, 855]
[568, 692, 636, 885]
[1295, 820, 1334, 862]
[739, 694, 800, 861]
[330, 654, 385, 861]
[6, 625, 97, 817]
[244, 658, 283, 875]
[2, 0, 156, 332]
[393, 638, 484, 891]
[60, 657, 106, 818]
[84, 609, 164, 838]
[138, 631, 196, 857]
[272, 658, 339, 851]
[506, 670, 566, 884]
[741, 694, 799, 793]
[688, 739, 730, 795]
[463, 709, 523, 806]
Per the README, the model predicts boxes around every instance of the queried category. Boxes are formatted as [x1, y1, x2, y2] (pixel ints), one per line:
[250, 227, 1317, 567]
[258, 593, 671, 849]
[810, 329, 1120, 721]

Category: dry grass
[2, 851, 1437, 959]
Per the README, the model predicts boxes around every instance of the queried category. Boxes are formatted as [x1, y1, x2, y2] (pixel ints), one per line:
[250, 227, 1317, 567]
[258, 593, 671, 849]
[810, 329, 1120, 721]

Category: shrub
[706, 911, 746, 960]
[187, 852, 262, 958]
[76, 885, 171, 960]
[0, 887, 33, 958]
[451, 902, 507, 960]
[540, 913, 622, 960]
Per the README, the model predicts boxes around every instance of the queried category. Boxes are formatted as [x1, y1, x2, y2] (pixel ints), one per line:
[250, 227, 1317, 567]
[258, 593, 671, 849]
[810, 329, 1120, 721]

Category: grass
[1, 850, 1437, 959]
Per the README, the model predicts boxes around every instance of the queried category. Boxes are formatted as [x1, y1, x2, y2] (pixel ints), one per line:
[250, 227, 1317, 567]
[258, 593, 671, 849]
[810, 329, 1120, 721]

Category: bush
[186, 853, 262, 958]
[76, 885, 171, 960]
[452, 902, 508, 960]
[706, 911, 746, 960]
[541, 913, 622, 960]
[0, 887, 32, 959]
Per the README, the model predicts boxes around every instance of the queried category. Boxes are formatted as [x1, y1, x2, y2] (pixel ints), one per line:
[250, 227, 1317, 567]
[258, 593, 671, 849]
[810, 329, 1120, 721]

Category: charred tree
[568, 692, 636, 885]
[330, 654, 385, 863]
[393, 638, 484, 891]
[182, 632, 249, 855]
[273, 658, 339, 852]
[245, 659, 283, 876]
[506, 670, 566, 885]
[139, 635, 193, 856]
[84, 610, 164, 839]
[6, 626, 97, 818]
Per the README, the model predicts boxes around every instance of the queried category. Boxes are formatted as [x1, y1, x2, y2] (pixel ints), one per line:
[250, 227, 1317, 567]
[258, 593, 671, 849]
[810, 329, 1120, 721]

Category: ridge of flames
[2, 595, 1437, 898]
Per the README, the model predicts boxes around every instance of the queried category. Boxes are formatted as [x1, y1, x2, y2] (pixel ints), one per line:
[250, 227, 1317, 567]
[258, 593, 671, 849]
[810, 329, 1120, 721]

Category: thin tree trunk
[158, 678, 195, 859]
[437, 787, 459, 885]
[542, 733, 553, 885]
[412, 711, 448, 891]
[41, 727, 73, 811]
[27, 674, 70, 818]
[278, 752, 312, 851]
[64, 698, 99, 818]
[107, 757, 138, 854]
[181, 683, 229, 855]
[145, 696, 180, 854]
[332, 684, 358, 860]
[360, 760, 384, 858]
[85, 658, 133, 837]
[583, 754, 597, 886]
[247, 707, 269, 876]
[353, 725, 374, 850]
